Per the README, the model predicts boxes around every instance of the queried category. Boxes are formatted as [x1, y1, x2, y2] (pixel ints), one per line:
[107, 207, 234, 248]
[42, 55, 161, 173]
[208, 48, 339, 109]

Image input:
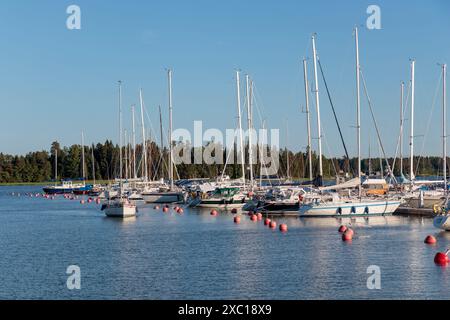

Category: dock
[395, 207, 435, 217]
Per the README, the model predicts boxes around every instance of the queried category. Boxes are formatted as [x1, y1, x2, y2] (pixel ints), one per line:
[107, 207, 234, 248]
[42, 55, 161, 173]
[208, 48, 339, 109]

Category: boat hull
[42, 187, 74, 194]
[299, 200, 401, 217]
[142, 192, 183, 204]
[104, 204, 136, 218]
[434, 215, 450, 231]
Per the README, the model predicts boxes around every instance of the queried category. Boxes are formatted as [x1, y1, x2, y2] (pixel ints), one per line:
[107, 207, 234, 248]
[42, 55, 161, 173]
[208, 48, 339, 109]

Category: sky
[0, 0, 449, 158]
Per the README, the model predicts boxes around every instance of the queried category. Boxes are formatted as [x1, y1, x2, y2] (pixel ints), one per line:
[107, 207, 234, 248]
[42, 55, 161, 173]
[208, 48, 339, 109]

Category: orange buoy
[434, 252, 449, 265]
[342, 231, 353, 241]
[250, 214, 258, 222]
[264, 218, 271, 226]
[234, 216, 241, 224]
[279, 224, 288, 232]
[269, 221, 277, 229]
[210, 209, 218, 216]
[338, 225, 347, 233]
[424, 235, 437, 245]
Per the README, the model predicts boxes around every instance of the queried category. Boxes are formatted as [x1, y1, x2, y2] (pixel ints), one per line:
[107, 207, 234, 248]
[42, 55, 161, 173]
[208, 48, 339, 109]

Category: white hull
[299, 200, 401, 217]
[434, 215, 450, 231]
[142, 192, 182, 204]
[195, 202, 246, 210]
[104, 203, 136, 218]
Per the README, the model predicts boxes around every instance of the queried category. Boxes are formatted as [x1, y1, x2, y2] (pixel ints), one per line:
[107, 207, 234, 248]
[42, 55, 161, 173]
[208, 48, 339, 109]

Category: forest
[0, 140, 447, 183]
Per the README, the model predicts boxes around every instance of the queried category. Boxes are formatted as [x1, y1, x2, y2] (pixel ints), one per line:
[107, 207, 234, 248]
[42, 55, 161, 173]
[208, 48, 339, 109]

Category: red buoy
[338, 225, 347, 233]
[346, 228, 354, 236]
[264, 218, 271, 226]
[424, 235, 437, 245]
[177, 208, 184, 214]
[434, 252, 449, 265]
[250, 214, 258, 222]
[269, 221, 277, 229]
[342, 231, 353, 241]
[279, 224, 288, 232]
[210, 209, 218, 216]
[163, 207, 169, 213]
[256, 213, 263, 221]
[234, 216, 241, 224]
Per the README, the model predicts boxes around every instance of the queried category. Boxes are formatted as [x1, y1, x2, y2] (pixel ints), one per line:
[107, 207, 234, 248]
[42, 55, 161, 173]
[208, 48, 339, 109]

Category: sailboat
[299, 29, 401, 217]
[73, 132, 94, 195]
[103, 81, 137, 218]
[434, 63, 450, 231]
[141, 69, 184, 204]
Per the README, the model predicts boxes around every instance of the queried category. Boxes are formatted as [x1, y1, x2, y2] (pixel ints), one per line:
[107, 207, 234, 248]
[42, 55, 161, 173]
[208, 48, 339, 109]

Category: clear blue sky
[0, 0, 449, 158]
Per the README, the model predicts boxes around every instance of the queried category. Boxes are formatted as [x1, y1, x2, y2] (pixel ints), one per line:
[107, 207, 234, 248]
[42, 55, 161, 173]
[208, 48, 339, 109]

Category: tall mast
[302, 58, 313, 182]
[124, 129, 128, 180]
[246, 74, 254, 190]
[168, 69, 174, 191]
[131, 105, 137, 179]
[91, 144, 95, 185]
[285, 119, 290, 179]
[443, 63, 447, 195]
[236, 71, 246, 186]
[54, 148, 58, 186]
[410, 59, 416, 184]
[400, 82, 404, 177]
[311, 34, 323, 179]
[354, 27, 361, 197]
[81, 131, 85, 182]
[139, 88, 148, 182]
[118, 81, 123, 183]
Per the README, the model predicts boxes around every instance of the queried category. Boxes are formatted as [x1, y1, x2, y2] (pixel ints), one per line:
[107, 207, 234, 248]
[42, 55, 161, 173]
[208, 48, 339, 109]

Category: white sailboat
[141, 69, 183, 204]
[104, 81, 137, 218]
[299, 28, 401, 217]
[434, 63, 450, 231]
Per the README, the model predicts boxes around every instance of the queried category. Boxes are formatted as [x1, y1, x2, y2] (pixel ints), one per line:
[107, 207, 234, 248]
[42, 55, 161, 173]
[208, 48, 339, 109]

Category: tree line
[0, 140, 447, 183]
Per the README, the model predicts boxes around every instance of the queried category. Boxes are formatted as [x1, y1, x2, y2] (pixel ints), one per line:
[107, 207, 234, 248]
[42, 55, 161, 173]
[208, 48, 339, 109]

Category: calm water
[1, 186, 449, 300]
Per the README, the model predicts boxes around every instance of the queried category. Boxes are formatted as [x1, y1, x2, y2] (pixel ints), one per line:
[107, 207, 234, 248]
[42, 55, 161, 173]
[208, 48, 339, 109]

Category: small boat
[73, 183, 94, 195]
[43, 180, 82, 194]
[189, 187, 248, 210]
[141, 187, 184, 204]
[246, 187, 305, 214]
[102, 198, 136, 218]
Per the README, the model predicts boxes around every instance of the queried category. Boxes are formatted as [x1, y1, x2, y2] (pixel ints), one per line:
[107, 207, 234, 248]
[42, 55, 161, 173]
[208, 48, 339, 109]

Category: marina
[1, 0, 450, 304]
[2, 185, 450, 300]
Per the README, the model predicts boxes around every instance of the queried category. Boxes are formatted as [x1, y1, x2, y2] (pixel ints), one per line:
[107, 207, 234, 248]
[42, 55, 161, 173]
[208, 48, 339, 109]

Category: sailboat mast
[124, 129, 128, 180]
[91, 145, 95, 185]
[81, 131, 85, 182]
[400, 82, 404, 177]
[118, 81, 123, 183]
[131, 105, 137, 179]
[410, 60, 416, 184]
[168, 69, 174, 191]
[443, 63, 447, 195]
[54, 148, 58, 186]
[139, 88, 148, 182]
[303, 58, 313, 182]
[285, 119, 290, 179]
[235, 71, 246, 187]
[354, 27, 362, 197]
[246, 74, 254, 190]
[311, 34, 323, 179]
